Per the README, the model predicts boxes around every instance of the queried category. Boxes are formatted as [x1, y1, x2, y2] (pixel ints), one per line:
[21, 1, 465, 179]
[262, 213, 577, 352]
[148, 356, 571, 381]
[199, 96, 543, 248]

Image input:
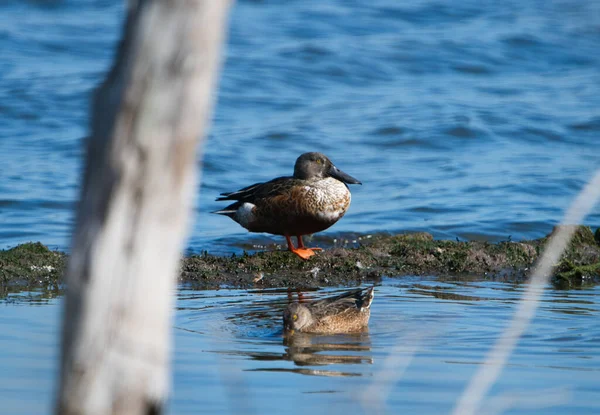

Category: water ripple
[1, 0, 599, 256]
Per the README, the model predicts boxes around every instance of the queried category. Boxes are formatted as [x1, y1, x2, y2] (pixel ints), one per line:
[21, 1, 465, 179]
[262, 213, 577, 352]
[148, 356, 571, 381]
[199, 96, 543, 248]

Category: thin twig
[451, 169, 600, 415]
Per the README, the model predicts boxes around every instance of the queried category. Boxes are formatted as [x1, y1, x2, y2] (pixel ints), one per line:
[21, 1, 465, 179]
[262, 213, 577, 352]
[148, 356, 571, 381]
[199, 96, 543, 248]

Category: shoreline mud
[2, 226, 600, 296]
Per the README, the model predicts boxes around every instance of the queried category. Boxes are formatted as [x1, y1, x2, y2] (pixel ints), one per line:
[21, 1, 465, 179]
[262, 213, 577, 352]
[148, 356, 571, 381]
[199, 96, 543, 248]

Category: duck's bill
[329, 166, 362, 185]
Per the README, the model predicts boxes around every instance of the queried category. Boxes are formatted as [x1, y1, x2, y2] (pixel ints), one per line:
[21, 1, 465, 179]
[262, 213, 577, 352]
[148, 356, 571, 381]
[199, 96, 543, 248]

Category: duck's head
[283, 303, 314, 332]
[293, 152, 361, 185]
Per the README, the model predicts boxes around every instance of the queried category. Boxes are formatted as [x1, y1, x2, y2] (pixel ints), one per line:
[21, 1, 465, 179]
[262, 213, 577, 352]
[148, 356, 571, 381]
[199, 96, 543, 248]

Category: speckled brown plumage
[283, 286, 375, 334]
[214, 152, 361, 259]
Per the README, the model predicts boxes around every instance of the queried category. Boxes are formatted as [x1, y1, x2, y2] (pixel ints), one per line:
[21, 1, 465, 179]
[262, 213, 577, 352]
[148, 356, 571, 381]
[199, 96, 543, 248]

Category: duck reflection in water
[283, 331, 373, 369]
[247, 330, 373, 378]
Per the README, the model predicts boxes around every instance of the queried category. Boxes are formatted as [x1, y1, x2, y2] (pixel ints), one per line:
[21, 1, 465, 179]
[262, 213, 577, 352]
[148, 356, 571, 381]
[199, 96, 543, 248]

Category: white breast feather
[313, 178, 351, 222]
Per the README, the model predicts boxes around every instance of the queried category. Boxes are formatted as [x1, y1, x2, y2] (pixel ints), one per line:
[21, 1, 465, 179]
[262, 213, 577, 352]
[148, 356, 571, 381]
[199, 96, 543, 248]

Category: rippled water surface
[1, 0, 599, 255]
[2, 280, 600, 414]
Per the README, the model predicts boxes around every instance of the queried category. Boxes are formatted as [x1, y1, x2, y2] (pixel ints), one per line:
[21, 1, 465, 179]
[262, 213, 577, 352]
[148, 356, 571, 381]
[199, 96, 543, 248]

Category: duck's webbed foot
[291, 247, 320, 260]
[285, 236, 322, 260]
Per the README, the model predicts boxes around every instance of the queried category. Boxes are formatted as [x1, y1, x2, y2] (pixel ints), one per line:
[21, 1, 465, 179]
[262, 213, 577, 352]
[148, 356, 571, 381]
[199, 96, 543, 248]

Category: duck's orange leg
[285, 235, 318, 260]
[296, 236, 322, 252]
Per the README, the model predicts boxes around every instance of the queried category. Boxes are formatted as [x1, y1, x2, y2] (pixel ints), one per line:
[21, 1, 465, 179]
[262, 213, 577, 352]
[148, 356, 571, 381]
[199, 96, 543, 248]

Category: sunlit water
[2, 279, 599, 414]
[1, 0, 599, 255]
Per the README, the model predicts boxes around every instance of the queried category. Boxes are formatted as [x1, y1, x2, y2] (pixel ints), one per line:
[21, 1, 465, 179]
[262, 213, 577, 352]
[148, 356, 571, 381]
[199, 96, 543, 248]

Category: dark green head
[293, 152, 361, 184]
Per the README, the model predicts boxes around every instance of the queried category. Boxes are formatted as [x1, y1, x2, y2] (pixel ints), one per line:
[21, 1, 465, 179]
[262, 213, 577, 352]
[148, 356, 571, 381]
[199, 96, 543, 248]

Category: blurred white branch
[451, 169, 600, 415]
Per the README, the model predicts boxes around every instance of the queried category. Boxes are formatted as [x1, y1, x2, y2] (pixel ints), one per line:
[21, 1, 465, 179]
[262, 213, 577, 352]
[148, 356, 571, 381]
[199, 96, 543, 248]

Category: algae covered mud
[2, 226, 600, 297]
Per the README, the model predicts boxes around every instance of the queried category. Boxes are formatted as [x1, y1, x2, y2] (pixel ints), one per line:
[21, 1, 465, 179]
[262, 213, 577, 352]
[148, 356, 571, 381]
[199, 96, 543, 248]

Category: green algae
[2, 226, 600, 295]
[549, 226, 600, 288]
[0, 242, 66, 296]
[554, 259, 600, 288]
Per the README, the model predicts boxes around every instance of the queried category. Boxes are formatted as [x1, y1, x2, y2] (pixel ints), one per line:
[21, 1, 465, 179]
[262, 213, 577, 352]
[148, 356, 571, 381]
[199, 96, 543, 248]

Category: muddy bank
[2, 226, 600, 295]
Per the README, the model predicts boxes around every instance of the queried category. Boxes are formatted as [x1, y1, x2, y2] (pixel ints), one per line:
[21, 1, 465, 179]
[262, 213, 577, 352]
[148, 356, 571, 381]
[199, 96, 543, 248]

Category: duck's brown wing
[216, 176, 297, 203]
[310, 287, 374, 319]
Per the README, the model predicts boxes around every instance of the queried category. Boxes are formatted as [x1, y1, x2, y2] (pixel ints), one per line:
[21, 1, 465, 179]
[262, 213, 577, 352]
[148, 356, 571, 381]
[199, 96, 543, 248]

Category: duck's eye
[316, 159, 322, 164]
[292, 314, 298, 321]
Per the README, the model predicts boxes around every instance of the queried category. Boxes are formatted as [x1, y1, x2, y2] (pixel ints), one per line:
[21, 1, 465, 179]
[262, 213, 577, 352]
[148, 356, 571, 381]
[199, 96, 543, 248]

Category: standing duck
[214, 152, 361, 259]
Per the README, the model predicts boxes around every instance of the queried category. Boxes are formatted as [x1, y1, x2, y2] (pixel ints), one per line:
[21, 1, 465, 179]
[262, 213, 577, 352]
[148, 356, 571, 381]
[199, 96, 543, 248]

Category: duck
[214, 152, 361, 259]
[283, 286, 374, 334]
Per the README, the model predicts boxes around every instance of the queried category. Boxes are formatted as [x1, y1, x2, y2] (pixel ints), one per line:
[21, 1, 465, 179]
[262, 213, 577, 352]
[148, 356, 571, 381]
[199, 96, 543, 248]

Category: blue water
[1, 0, 599, 255]
[2, 281, 600, 414]
[0, 0, 600, 415]
[1, 3, 600, 412]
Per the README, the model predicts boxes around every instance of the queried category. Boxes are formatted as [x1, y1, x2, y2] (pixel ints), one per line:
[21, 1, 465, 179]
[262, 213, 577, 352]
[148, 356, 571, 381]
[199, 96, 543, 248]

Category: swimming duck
[214, 152, 361, 259]
[283, 286, 374, 334]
